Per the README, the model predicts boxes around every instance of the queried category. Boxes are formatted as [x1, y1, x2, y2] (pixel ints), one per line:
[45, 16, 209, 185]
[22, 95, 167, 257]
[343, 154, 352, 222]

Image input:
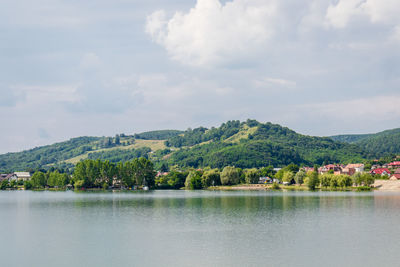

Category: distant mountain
[330, 128, 400, 156]
[3, 120, 398, 172]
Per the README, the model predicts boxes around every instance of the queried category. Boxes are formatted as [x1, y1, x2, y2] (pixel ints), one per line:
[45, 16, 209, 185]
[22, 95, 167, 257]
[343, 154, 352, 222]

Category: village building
[390, 174, 400, 180]
[370, 168, 391, 176]
[389, 168, 400, 180]
[318, 164, 344, 175]
[345, 164, 364, 173]
[8, 172, 31, 181]
[388, 161, 400, 169]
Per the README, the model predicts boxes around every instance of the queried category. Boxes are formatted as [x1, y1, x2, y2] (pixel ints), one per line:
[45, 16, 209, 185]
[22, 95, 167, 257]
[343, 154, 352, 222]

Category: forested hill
[1, 120, 397, 172]
[134, 130, 183, 140]
[163, 120, 370, 168]
[330, 128, 400, 156]
[329, 134, 372, 144]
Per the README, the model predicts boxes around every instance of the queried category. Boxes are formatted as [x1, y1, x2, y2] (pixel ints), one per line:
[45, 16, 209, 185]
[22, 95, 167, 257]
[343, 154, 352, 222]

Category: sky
[1, 0, 400, 153]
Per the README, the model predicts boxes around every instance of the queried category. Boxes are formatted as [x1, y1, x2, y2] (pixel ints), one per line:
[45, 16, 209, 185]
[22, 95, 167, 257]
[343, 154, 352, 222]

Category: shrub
[271, 182, 281, 190]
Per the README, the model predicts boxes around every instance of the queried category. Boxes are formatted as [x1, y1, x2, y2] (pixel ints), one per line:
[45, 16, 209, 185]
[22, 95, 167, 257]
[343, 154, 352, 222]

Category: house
[345, 164, 364, 173]
[318, 164, 342, 175]
[388, 161, 400, 168]
[341, 167, 356, 176]
[390, 174, 400, 180]
[370, 168, 391, 176]
[259, 177, 272, 184]
[9, 172, 31, 181]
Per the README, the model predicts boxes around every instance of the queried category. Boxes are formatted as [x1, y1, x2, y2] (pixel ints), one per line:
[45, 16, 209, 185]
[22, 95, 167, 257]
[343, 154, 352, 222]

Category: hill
[163, 120, 370, 168]
[329, 134, 372, 144]
[329, 128, 400, 156]
[0, 135, 166, 172]
[134, 130, 183, 140]
[1, 120, 390, 172]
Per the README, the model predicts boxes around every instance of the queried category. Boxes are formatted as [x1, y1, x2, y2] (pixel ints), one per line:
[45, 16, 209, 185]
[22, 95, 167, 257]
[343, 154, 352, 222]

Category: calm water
[1, 190, 400, 267]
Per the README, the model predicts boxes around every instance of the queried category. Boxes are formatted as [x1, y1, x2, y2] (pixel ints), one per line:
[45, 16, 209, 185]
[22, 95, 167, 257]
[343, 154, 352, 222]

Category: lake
[1, 190, 400, 267]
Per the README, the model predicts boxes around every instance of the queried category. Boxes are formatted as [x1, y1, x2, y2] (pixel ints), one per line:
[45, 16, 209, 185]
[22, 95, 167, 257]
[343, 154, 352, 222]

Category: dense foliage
[329, 134, 372, 143]
[330, 128, 400, 156]
[134, 130, 183, 140]
[355, 128, 400, 156]
[0, 137, 100, 172]
[73, 158, 155, 189]
[165, 120, 249, 147]
[87, 147, 151, 162]
[164, 121, 369, 168]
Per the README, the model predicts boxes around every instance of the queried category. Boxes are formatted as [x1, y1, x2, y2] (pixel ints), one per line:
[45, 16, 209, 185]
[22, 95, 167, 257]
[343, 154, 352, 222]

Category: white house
[9, 172, 31, 181]
[345, 164, 364, 173]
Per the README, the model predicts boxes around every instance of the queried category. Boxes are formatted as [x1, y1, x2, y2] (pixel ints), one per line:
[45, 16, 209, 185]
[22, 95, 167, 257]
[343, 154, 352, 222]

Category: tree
[320, 174, 331, 188]
[294, 170, 306, 185]
[285, 163, 299, 173]
[185, 171, 202, 189]
[361, 173, 375, 186]
[260, 165, 275, 177]
[31, 171, 46, 188]
[338, 175, 352, 188]
[74, 179, 85, 189]
[0, 179, 8, 190]
[115, 134, 120, 145]
[202, 169, 221, 187]
[24, 180, 33, 190]
[167, 171, 187, 189]
[282, 171, 294, 184]
[160, 163, 169, 173]
[306, 171, 320, 190]
[245, 168, 260, 184]
[220, 166, 240, 185]
[352, 173, 363, 186]
[275, 169, 285, 182]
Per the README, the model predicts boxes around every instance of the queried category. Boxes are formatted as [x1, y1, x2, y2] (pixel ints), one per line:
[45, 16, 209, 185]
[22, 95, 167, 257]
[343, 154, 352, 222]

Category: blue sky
[1, 0, 400, 153]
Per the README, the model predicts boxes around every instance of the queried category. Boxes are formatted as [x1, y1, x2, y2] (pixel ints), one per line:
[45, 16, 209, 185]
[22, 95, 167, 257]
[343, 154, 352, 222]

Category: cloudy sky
[1, 0, 399, 153]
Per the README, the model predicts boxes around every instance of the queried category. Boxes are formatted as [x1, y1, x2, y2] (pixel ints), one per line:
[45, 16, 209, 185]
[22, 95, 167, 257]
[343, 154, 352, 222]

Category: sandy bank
[374, 180, 400, 191]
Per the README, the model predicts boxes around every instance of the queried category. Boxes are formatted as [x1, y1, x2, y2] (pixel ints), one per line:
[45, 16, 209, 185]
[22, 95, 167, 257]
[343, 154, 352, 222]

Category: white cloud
[146, 0, 277, 66]
[253, 77, 296, 89]
[326, 0, 400, 29]
[325, 0, 364, 28]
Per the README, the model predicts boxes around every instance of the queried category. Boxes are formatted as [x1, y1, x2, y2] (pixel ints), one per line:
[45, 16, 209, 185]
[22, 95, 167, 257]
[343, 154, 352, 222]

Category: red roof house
[388, 161, 400, 168]
[370, 168, 391, 176]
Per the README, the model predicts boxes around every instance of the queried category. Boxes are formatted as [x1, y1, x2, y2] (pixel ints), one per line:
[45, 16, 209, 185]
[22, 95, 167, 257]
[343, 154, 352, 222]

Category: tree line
[155, 164, 376, 191]
[0, 157, 156, 190]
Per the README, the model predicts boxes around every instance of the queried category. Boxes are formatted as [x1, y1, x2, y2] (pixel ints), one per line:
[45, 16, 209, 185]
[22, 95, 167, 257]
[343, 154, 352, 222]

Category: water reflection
[1, 190, 400, 267]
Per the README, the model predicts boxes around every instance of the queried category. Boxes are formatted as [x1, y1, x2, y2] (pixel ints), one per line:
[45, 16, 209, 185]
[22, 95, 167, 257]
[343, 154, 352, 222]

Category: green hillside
[354, 128, 400, 155]
[329, 134, 372, 144]
[330, 128, 400, 156]
[134, 130, 183, 140]
[3, 120, 397, 172]
[164, 120, 369, 168]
